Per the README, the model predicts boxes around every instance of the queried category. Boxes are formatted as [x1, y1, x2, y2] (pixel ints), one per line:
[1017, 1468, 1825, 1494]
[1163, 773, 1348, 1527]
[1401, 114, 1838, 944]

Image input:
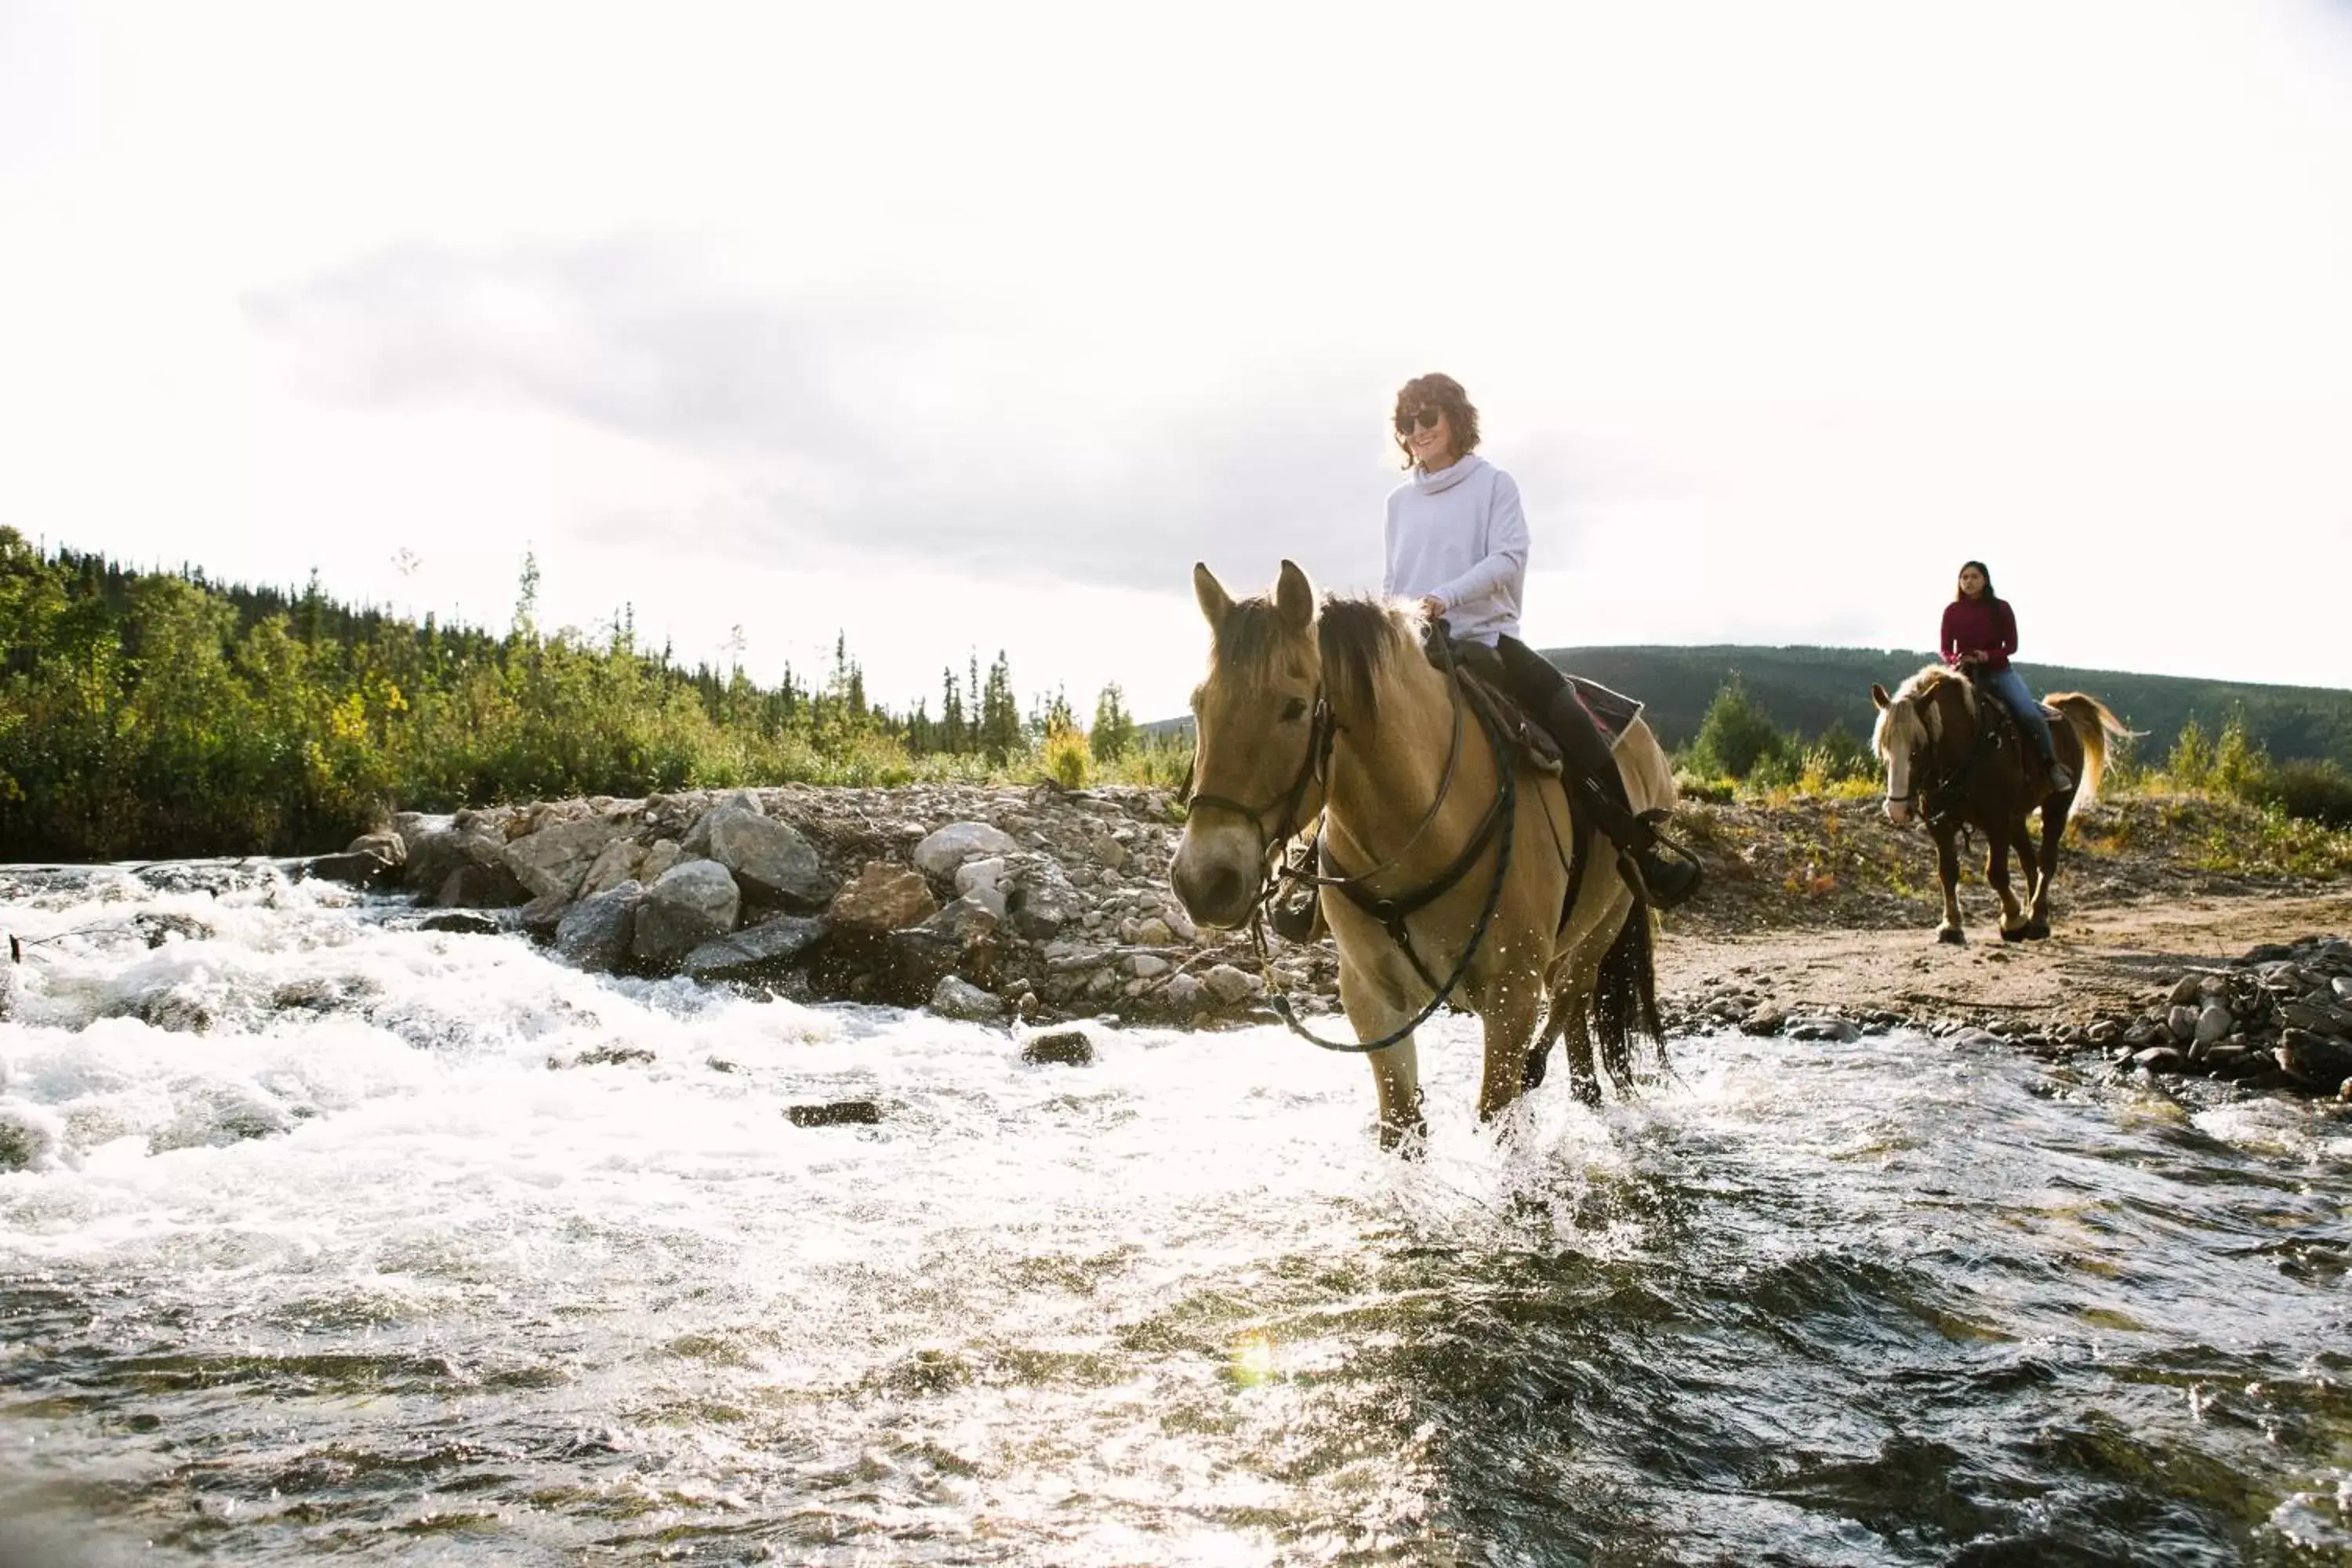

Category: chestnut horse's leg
[1986, 816, 2029, 940]
[2027, 795, 2070, 938]
[1338, 964, 1425, 1151]
[1933, 826, 1966, 944]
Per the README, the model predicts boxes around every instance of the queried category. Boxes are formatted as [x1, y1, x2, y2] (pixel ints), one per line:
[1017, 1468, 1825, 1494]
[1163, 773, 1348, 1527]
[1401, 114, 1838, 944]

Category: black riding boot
[1497, 638, 1702, 910]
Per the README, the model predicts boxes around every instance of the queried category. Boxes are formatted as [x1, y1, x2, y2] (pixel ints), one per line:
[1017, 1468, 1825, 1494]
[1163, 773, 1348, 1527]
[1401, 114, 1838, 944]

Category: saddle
[1441, 641, 1646, 767]
[1446, 644, 1659, 932]
[1949, 672, 2067, 807]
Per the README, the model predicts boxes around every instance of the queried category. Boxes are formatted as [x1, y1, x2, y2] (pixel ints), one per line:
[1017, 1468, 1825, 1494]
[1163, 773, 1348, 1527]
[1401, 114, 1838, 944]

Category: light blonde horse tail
[2044, 693, 2139, 806]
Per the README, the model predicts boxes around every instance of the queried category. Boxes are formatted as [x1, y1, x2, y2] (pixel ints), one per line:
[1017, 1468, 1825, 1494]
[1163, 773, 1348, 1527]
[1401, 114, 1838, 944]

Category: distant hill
[1541, 646, 2352, 766]
[1149, 644, 2352, 768]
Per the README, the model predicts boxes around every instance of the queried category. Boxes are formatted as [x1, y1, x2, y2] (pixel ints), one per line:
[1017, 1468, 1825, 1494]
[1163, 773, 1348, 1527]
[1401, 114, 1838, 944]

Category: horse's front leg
[1987, 818, 2028, 940]
[1933, 827, 1965, 944]
[1338, 963, 1425, 1152]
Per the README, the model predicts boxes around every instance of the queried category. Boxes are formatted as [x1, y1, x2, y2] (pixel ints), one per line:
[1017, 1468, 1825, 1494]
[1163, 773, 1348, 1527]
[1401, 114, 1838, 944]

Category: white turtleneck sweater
[1381, 452, 1528, 647]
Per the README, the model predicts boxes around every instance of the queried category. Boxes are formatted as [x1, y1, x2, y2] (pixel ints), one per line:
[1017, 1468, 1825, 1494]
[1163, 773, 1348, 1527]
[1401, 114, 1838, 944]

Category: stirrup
[1633, 810, 1704, 909]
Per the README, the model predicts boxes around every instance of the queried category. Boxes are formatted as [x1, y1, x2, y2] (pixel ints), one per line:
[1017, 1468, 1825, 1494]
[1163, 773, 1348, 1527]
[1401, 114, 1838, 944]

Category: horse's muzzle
[1169, 828, 1260, 930]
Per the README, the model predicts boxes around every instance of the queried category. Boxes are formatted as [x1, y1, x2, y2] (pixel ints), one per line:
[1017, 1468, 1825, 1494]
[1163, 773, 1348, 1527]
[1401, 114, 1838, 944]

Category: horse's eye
[1281, 698, 1308, 723]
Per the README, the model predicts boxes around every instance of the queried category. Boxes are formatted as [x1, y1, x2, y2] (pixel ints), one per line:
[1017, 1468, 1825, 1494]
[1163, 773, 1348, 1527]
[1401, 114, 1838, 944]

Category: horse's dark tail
[1592, 906, 1665, 1091]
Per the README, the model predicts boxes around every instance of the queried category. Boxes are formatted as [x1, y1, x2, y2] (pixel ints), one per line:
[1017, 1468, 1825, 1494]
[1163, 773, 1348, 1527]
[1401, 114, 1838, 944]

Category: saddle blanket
[1570, 676, 1645, 750]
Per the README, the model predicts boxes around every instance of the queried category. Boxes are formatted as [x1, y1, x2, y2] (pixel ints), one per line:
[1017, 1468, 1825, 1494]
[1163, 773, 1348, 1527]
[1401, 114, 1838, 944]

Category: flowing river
[2, 866, 2349, 1566]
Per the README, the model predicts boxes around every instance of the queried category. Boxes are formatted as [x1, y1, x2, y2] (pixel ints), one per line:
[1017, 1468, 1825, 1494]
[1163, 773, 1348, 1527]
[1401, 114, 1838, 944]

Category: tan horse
[1871, 666, 2132, 942]
[1169, 561, 1675, 1147]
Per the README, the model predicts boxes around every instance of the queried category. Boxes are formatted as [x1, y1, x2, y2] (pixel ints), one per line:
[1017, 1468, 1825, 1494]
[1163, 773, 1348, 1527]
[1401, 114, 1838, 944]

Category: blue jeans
[1979, 666, 2056, 761]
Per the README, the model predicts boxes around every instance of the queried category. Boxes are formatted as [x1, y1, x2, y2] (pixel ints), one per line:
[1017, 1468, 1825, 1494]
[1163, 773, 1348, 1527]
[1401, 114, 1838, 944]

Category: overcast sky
[4, 1, 2349, 720]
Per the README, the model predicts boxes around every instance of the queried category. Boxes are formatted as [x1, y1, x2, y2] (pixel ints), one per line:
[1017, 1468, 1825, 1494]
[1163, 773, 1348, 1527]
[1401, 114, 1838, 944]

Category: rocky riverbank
[1664, 924, 2352, 1099]
[363, 782, 1325, 1029]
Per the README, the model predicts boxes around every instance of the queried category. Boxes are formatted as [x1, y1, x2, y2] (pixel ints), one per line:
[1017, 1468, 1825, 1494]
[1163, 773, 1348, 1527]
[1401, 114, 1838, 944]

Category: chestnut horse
[1871, 666, 2132, 942]
[1170, 561, 1673, 1147]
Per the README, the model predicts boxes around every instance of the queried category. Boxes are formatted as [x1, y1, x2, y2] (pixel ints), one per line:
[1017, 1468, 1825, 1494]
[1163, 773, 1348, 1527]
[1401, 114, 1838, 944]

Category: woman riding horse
[1941, 559, 2074, 795]
[1384, 373, 1701, 909]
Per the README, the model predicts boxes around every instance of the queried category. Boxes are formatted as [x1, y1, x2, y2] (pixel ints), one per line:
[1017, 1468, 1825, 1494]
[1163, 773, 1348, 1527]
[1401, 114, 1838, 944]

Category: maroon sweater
[1941, 596, 2018, 672]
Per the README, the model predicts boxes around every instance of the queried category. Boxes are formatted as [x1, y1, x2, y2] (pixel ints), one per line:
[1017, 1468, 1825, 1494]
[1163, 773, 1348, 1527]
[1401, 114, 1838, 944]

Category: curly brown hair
[1392, 372, 1480, 469]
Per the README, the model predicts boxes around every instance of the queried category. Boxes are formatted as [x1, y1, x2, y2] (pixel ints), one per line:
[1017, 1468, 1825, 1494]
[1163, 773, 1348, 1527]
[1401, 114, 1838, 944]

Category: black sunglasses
[1395, 407, 1443, 434]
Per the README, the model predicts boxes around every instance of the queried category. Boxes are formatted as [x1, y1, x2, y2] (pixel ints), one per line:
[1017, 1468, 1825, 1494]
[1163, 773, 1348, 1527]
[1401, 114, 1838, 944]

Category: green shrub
[2259, 758, 2352, 827]
[2167, 717, 2214, 787]
[1104, 731, 1194, 789]
[1041, 726, 1092, 789]
[2213, 709, 2270, 799]
[1685, 673, 1794, 781]
[1673, 770, 1735, 804]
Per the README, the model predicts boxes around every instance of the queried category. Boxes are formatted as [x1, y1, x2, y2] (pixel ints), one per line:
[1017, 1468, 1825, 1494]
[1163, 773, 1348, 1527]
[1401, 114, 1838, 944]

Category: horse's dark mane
[1208, 592, 1420, 721]
[1317, 597, 1417, 722]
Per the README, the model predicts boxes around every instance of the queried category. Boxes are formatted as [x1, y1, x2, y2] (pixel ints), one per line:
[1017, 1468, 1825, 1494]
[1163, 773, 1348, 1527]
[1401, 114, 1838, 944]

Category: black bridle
[1182, 691, 1335, 893]
[1883, 687, 2004, 831]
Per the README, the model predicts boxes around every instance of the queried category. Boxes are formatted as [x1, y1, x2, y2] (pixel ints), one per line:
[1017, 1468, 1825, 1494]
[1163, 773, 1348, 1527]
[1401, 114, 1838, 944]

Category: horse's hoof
[2001, 924, 2027, 943]
[2024, 918, 2051, 940]
[1572, 1074, 1602, 1109]
[1936, 927, 1965, 946]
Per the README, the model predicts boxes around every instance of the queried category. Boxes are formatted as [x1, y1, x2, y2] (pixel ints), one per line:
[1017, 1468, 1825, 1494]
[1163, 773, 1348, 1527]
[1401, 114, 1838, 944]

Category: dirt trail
[1657, 889, 2352, 1031]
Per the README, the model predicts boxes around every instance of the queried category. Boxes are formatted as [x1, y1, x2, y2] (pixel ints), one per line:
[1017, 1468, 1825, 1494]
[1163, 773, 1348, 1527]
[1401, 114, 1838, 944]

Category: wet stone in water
[1022, 1029, 1095, 1066]
[557, 1045, 657, 1069]
[420, 911, 501, 935]
[788, 1100, 883, 1127]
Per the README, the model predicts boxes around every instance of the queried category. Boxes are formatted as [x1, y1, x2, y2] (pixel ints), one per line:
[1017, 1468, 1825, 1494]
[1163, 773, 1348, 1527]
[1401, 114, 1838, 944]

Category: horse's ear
[1193, 563, 1234, 630]
[1274, 560, 1315, 630]
[1871, 683, 1892, 711]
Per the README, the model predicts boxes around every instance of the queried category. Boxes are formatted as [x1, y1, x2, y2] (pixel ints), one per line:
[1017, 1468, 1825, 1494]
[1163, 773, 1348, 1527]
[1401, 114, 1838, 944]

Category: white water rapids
[3, 864, 2350, 1565]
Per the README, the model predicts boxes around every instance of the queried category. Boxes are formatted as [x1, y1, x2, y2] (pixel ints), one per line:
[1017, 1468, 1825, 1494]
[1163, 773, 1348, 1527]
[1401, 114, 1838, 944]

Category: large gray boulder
[347, 829, 407, 869]
[437, 861, 528, 909]
[681, 790, 767, 855]
[953, 857, 1011, 919]
[702, 808, 833, 906]
[1006, 855, 1081, 941]
[504, 816, 631, 902]
[576, 838, 644, 898]
[682, 914, 829, 981]
[914, 822, 1020, 880]
[639, 838, 684, 884]
[556, 880, 644, 970]
[931, 975, 1006, 1022]
[633, 861, 742, 966]
[403, 821, 506, 895]
[901, 895, 1002, 988]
